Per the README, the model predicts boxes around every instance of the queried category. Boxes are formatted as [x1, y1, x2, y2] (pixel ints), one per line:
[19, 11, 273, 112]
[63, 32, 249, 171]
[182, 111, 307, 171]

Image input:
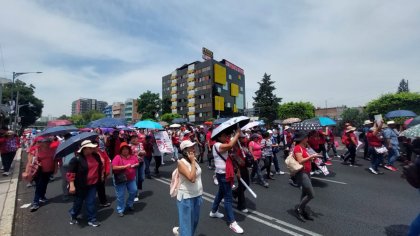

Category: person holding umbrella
[209, 126, 244, 234]
[67, 140, 103, 227]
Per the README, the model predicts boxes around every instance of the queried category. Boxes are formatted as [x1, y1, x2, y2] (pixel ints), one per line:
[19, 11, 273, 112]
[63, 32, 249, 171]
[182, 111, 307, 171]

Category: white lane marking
[310, 177, 347, 185]
[156, 177, 322, 236]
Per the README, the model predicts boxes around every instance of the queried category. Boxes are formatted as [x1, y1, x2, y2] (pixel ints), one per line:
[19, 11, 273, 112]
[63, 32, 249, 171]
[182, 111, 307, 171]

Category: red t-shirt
[308, 136, 320, 150]
[112, 154, 139, 181]
[347, 133, 357, 146]
[318, 131, 326, 144]
[367, 132, 382, 147]
[249, 141, 262, 160]
[206, 131, 216, 147]
[293, 144, 311, 173]
[86, 154, 99, 185]
[31, 146, 57, 173]
[283, 131, 293, 144]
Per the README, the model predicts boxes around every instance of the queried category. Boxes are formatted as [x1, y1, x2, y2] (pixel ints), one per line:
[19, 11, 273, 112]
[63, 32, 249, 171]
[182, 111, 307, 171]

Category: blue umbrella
[133, 120, 163, 129]
[303, 117, 336, 127]
[385, 110, 417, 119]
[55, 132, 98, 158]
[87, 117, 126, 128]
[36, 125, 78, 137]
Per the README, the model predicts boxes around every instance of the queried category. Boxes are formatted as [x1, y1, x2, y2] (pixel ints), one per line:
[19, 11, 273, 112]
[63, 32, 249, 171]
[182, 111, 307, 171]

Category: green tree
[397, 79, 409, 93]
[138, 91, 161, 120]
[81, 110, 105, 122]
[277, 102, 315, 120]
[365, 92, 420, 117]
[69, 114, 84, 127]
[1, 80, 43, 130]
[160, 113, 181, 123]
[338, 108, 368, 131]
[161, 96, 172, 114]
[253, 73, 282, 125]
[57, 114, 70, 120]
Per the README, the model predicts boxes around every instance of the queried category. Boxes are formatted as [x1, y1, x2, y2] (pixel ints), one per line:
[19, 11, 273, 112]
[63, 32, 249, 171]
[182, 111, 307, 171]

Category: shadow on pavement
[97, 207, 114, 222]
[311, 179, 328, 188]
[384, 224, 409, 236]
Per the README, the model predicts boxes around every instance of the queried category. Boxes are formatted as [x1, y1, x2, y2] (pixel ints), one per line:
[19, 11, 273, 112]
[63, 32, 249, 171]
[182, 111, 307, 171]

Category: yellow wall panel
[214, 96, 225, 111]
[231, 83, 239, 97]
[214, 64, 226, 85]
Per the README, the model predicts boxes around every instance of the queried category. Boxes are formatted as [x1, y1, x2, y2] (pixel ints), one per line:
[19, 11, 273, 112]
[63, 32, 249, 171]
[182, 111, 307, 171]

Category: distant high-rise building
[124, 99, 140, 124]
[112, 102, 125, 119]
[162, 48, 245, 123]
[71, 98, 108, 115]
[103, 105, 113, 118]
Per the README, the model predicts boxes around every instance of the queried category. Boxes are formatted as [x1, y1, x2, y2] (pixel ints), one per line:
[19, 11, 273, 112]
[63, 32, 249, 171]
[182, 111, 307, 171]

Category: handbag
[27, 150, 41, 182]
[113, 157, 128, 185]
[285, 147, 303, 175]
[374, 146, 388, 154]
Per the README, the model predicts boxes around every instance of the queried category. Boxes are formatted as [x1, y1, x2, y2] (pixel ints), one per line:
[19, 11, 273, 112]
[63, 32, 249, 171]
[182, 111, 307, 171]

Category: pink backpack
[169, 163, 180, 198]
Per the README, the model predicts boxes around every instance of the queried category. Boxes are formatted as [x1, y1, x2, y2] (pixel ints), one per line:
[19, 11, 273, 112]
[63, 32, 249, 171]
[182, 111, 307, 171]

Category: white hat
[387, 120, 396, 125]
[183, 130, 191, 135]
[267, 130, 273, 134]
[345, 126, 357, 133]
[77, 140, 98, 153]
[363, 120, 373, 125]
[180, 140, 196, 151]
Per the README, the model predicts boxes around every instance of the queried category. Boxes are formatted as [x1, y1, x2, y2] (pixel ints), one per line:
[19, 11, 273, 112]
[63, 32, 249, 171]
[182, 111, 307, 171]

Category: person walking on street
[249, 134, 269, 188]
[172, 140, 203, 236]
[343, 126, 358, 166]
[270, 130, 284, 175]
[367, 122, 385, 175]
[67, 140, 103, 227]
[261, 132, 275, 180]
[129, 135, 146, 202]
[232, 134, 251, 213]
[326, 126, 339, 158]
[0, 130, 19, 176]
[94, 140, 111, 207]
[362, 120, 373, 160]
[293, 131, 320, 222]
[383, 121, 400, 171]
[112, 142, 139, 217]
[143, 135, 154, 179]
[57, 133, 74, 201]
[210, 127, 244, 234]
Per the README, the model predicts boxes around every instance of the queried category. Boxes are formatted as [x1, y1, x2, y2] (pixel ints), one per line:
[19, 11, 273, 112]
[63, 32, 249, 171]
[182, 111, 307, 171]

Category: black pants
[1, 151, 16, 172]
[153, 156, 162, 174]
[319, 144, 327, 162]
[96, 180, 107, 204]
[234, 166, 250, 210]
[33, 171, 52, 205]
[344, 145, 357, 165]
[260, 156, 272, 177]
[363, 140, 370, 159]
[207, 148, 214, 167]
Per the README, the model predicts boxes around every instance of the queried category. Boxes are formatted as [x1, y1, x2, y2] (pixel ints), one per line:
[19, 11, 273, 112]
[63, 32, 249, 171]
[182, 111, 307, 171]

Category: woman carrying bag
[293, 131, 321, 222]
[172, 140, 203, 236]
[112, 142, 139, 217]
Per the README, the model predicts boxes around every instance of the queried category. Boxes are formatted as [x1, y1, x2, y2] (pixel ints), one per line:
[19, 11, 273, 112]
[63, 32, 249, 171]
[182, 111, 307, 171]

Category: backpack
[170, 160, 181, 198]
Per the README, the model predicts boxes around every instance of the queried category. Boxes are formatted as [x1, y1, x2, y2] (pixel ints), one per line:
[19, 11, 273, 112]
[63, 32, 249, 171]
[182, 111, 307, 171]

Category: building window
[217, 87, 222, 93]
[240, 86, 243, 92]
[223, 83, 228, 90]
[226, 102, 231, 108]
[229, 74, 232, 80]
[199, 113, 203, 117]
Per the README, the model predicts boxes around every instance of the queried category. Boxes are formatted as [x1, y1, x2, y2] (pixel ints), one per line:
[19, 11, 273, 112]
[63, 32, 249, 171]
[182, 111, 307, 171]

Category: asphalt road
[13, 150, 419, 236]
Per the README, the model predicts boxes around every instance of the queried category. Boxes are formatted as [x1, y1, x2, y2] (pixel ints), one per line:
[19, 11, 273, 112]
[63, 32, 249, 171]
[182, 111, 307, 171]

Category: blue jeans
[177, 196, 203, 236]
[144, 156, 152, 177]
[370, 149, 383, 171]
[272, 153, 280, 172]
[33, 171, 52, 205]
[69, 185, 97, 222]
[250, 159, 265, 184]
[211, 173, 235, 223]
[114, 179, 137, 214]
[136, 162, 145, 190]
[387, 147, 400, 166]
[409, 213, 420, 236]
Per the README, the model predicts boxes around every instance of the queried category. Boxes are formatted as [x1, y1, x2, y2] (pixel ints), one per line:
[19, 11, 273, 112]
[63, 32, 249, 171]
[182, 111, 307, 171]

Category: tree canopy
[161, 96, 171, 115]
[365, 92, 420, 117]
[397, 79, 409, 93]
[277, 101, 315, 120]
[138, 91, 161, 120]
[253, 73, 282, 125]
[338, 108, 368, 130]
[160, 113, 181, 123]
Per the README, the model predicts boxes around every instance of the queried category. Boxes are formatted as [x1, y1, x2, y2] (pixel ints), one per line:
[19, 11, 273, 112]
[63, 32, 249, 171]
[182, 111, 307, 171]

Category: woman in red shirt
[343, 126, 358, 166]
[367, 122, 384, 174]
[293, 130, 321, 222]
[249, 134, 268, 188]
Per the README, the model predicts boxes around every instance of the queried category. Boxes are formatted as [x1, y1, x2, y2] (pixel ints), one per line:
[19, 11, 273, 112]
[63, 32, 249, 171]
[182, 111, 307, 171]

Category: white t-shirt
[213, 142, 228, 174]
[177, 159, 203, 201]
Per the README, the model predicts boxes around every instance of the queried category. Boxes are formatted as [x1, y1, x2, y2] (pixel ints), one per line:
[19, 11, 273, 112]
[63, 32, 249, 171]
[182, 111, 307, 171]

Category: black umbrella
[36, 125, 78, 137]
[211, 116, 250, 139]
[55, 132, 98, 158]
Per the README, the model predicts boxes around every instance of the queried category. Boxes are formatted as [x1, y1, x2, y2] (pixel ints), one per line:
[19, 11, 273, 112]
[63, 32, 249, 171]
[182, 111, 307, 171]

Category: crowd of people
[0, 117, 419, 235]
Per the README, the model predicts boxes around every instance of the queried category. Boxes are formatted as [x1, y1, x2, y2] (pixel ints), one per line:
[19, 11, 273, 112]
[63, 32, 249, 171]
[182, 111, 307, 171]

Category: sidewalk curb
[0, 148, 22, 236]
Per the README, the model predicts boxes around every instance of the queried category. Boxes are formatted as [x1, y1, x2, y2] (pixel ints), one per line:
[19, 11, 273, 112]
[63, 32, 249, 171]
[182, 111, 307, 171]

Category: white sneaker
[172, 226, 179, 236]
[229, 221, 244, 234]
[241, 208, 249, 213]
[2, 172, 10, 176]
[369, 167, 378, 175]
[276, 171, 285, 175]
[134, 197, 139, 202]
[209, 211, 224, 218]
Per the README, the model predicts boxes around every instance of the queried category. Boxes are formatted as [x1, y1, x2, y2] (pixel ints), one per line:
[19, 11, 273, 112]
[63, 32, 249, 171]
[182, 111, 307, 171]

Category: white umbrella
[211, 116, 250, 139]
[241, 121, 261, 131]
[170, 124, 181, 128]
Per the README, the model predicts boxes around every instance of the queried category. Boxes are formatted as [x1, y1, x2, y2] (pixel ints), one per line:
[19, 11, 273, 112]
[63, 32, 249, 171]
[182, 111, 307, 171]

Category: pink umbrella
[404, 118, 414, 128]
[47, 120, 73, 127]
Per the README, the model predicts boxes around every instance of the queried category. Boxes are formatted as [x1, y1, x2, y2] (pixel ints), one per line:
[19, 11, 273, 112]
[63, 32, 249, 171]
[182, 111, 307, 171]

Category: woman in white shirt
[173, 140, 203, 236]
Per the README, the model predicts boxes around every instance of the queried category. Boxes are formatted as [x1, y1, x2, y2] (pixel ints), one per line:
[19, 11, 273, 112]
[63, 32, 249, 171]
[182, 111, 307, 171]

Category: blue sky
[1, 0, 419, 116]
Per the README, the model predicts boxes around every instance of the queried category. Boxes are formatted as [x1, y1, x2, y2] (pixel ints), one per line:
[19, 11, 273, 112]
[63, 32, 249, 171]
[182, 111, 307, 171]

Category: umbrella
[302, 117, 336, 127]
[211, 116, 250, 139]
[55, 132, 98, 158]
[37, 125, 78, 137]
[159, 121, 169, 127]
[214, 117, 230, 126]
[172, 118, 187, 124]
[170, 124, 181, 128]
[100, 127, 115, 133]
[282, 118, 301, 125]
[134, 120, 163, 129]
[407, 116, 420, 128]
[87, 117, 126, 128]
[385, 110, 417, 119]
[273, 120, 282, 124]
[400, 124, 420, 139]
[291, 122, 322, 131]
[47, 120, 73, 127]
[241, 121, 261, 131]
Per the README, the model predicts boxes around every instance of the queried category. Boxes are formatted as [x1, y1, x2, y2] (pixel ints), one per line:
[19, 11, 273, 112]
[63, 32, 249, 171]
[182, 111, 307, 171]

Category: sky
[1, 0, 419, 117]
